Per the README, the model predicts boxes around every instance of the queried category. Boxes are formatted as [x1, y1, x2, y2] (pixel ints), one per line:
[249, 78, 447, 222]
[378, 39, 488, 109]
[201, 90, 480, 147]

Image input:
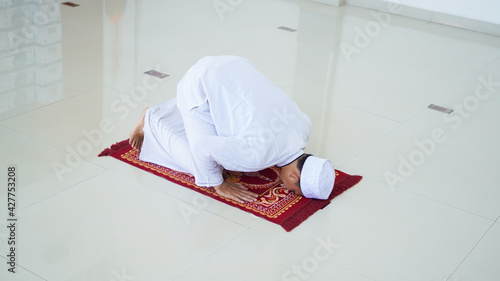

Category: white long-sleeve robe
[140, 56, 311, 187]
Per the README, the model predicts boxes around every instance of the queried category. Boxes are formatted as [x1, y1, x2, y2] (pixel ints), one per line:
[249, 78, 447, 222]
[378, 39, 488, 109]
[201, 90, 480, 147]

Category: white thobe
[140, 56, 311, 187]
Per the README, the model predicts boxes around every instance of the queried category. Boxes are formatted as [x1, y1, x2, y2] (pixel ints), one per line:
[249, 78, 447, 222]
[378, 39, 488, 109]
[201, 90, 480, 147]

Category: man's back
[176, 56, 312, 171]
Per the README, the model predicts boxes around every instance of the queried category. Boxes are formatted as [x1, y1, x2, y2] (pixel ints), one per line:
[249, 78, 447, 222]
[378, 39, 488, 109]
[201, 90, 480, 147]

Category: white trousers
[138, 98, 194, 174]
[139, 98, 225, 187]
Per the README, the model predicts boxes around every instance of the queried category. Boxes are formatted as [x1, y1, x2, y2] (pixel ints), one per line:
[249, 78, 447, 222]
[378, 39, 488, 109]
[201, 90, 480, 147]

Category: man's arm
[188, 139, 258, 203]
[180, 109, 258, 203]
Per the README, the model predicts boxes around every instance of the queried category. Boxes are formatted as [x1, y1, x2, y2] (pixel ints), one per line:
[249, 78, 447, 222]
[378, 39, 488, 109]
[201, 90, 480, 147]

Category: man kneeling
[129, 56, 335, 203]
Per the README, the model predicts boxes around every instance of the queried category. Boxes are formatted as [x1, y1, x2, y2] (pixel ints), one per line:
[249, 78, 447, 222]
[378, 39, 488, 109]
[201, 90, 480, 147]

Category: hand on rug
[214, 181, 258, 203]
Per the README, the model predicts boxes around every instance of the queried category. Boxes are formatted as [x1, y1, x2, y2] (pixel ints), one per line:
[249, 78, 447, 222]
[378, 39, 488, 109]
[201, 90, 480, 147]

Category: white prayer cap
[300, 156, 335, 200]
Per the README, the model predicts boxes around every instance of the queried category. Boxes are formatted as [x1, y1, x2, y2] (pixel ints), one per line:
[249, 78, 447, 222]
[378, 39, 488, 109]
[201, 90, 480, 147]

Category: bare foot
[129, 108, 148, 151]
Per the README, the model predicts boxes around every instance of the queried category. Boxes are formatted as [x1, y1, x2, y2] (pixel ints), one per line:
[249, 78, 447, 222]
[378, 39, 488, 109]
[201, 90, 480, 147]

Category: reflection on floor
[1, 1, 499, 280]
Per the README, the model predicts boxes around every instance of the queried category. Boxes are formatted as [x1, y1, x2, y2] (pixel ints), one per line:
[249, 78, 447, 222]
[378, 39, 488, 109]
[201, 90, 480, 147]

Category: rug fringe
[98, 139, 131, 157]
[282, 175, 363, 231]
[282, 202, 327, 232]
[332, 175, 363, 196]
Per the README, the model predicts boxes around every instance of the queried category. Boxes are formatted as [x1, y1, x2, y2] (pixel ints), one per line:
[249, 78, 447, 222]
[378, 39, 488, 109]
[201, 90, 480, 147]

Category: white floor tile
[0, 261, 46, 281]
[450, 222, 500, 281]
[343, 108, 500, 220]
[1, 0, 499, 280]
[253, 178, 493, 281]
[148, 177, 263, 229]
[0, 125, 105, 210]
[0, 171, 246, 281]
[432, 88, 500, 152]
[1, 87, 155, 159]
[300, 100, 400, 165]
[448, 58, 500, 105]
[329, 62, 449, 122]
[175, 229, 374, 281]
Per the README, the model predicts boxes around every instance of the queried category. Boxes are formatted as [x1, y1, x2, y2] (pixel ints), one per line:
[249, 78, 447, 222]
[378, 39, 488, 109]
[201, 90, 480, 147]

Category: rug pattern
[100, 140, 362, 231]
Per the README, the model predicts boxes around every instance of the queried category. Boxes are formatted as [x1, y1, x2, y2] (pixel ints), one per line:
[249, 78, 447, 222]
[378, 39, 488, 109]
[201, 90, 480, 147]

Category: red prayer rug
[99, 140, 362, 232]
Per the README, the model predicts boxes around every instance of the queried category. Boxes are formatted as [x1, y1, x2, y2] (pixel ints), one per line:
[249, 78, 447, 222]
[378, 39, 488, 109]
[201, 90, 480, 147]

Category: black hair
[295, 153, 312, 188]
[297, 153, 312, 173]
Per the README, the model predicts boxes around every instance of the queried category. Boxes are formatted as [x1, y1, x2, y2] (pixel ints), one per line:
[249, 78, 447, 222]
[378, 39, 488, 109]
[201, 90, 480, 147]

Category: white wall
[384, 0, 500, 25]
[309, 0, 346, 7]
